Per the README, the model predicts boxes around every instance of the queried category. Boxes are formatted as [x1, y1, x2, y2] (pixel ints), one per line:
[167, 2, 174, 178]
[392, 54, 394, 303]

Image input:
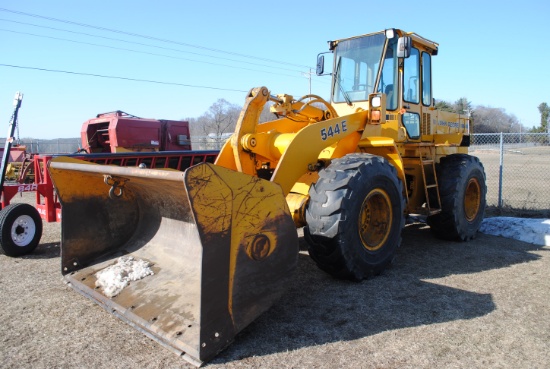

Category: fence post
[498, 132, 504, 209]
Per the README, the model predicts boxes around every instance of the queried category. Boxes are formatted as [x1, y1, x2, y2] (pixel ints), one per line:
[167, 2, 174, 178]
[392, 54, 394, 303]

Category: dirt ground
[471, 147, 550, 214]
[1, 194, 549, 368]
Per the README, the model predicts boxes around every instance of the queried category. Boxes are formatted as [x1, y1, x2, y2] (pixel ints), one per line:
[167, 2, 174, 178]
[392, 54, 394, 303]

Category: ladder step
[418, 146, 441, 216]
[414, 207, 442, 216]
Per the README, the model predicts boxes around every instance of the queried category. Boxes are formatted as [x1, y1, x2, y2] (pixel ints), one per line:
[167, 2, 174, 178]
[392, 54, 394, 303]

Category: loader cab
[320, 29, 438, 142]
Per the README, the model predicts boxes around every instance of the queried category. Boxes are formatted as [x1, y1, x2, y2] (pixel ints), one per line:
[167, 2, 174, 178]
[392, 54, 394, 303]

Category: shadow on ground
[21, 242, 60, 259]
[211, 223, 544, 364]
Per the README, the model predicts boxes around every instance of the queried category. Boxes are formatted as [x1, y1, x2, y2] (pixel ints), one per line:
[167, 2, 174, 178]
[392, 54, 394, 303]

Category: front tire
[304, 154, 405, 280]
[427, 154, 486, 241]
[0, 203, 43, 256]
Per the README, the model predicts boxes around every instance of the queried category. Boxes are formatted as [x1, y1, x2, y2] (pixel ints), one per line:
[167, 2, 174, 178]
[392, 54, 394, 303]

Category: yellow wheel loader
[48, 28, 486, 366]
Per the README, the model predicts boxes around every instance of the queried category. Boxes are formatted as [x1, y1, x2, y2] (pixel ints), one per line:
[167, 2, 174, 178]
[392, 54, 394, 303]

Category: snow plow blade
[48, 157, 298, 366]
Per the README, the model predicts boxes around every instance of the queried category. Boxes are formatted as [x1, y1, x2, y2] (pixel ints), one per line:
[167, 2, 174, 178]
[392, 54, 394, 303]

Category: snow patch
[95, 256, 154, 298]
[480, 217, 550, 247]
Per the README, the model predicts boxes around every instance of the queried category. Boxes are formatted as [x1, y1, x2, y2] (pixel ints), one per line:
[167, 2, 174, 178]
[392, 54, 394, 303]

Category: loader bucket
[48, 157, 299, 366]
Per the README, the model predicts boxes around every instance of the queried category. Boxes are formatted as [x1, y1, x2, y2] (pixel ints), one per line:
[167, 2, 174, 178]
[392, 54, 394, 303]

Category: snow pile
[480, 217, 550, 247]
[95, 256, 154, 298]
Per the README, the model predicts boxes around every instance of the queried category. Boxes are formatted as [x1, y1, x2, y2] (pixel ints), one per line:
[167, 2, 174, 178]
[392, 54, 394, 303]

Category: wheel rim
[10, 215, 36, 247]
[358, 189, 392, 251]
[464, 178, 481, 222]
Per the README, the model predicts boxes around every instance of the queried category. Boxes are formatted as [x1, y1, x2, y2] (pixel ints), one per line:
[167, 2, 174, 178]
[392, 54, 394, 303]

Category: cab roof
[329, 28, 439, 55]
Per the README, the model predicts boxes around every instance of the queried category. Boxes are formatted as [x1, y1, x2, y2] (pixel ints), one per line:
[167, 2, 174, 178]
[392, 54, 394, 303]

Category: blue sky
[1, 0, 549, 139]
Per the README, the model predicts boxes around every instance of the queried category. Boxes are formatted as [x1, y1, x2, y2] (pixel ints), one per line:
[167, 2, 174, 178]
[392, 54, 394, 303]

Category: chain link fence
[190, 135, 231, 150]
[0, 138, 81, 154]
[470, 133, 550, 216]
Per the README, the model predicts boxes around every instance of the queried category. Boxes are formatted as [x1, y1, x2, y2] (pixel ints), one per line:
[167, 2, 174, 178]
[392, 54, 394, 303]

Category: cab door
[402, 47, 422, 141]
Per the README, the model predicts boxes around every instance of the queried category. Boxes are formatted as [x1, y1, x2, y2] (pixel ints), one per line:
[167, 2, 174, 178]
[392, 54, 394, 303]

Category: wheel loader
[48, 28, 486, 366]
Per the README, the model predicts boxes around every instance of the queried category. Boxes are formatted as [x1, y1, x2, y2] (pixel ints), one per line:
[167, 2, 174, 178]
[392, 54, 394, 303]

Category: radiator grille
[422, 113, 431, 135]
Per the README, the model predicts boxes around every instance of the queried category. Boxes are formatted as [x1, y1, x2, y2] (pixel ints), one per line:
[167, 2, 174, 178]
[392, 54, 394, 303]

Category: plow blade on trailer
[48, 157, 298, 366]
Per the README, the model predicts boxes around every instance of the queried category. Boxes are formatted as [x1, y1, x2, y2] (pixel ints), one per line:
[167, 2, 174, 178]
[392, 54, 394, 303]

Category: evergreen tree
[434, 99, 454, 112]
[536, 102, 549, 133]
[454, 97, 473, 115]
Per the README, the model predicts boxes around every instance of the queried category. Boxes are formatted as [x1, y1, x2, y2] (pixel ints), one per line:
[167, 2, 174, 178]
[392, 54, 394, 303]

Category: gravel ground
[1, 193, 549, 368]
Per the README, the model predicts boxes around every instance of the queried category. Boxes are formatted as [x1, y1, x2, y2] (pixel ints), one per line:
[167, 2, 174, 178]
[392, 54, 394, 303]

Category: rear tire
[304, 154, 405, 280]
[427, 154, 486, 241]
[0, 203, 43, 256]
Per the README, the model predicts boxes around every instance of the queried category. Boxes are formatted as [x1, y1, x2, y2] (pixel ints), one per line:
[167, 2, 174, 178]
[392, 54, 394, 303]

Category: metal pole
[0, 92, 23, 190]
[309, 68, 312, 95]
[498, 132, 504, 209]
[301, 69, 312, 96]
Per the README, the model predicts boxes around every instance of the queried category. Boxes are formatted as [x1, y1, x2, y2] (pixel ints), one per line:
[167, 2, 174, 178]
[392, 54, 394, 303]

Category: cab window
[379, 38, 398, 110]
[422, 52, 432, 106]
[403, 112, 420, 139]
[403, 48, 419, 104]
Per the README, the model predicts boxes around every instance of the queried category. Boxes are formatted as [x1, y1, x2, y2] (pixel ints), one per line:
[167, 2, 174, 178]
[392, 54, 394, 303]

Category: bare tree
[203, 99, 241, 137]
[185, 99, 241, 149]
[473, 105, 522, 133]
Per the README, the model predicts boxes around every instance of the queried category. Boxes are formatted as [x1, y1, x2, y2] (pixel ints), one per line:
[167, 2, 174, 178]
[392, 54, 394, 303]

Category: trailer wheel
[304, 154, 405, 280]
[0, 203, 43, 256]
[427, 154, 486, 241]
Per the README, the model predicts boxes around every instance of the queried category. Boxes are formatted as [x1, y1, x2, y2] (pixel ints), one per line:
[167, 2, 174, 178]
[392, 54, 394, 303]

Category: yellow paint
[272, 110, 369, 195]
[285, 192, 309, 227]
[433, 133, 463, 145]
[464, 178, 482, 221]
[214, 138, 238, 171]
[230, 87, 270, 175]
[48, 157, 108, 200]
[359, 188, 392, 251]
[358, 138, 406, 191]
[185, 163, 292, 323]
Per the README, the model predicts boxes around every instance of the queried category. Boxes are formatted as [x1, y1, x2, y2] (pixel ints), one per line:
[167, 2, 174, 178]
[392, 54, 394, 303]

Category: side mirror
[316, 54, 325, 75]
[397, 36, 411, 58]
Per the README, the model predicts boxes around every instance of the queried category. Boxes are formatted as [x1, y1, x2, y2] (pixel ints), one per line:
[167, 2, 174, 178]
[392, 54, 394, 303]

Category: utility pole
[301, 68, 313, 95]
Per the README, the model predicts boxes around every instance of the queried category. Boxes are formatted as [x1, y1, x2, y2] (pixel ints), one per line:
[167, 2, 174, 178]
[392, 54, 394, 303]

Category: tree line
[186, 97, 548, 140]
[435, 97, 526, 134]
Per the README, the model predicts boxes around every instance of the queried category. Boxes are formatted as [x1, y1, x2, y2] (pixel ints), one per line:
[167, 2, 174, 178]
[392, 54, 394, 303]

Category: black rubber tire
[0, 203, 43, 256]
[304, 153, 405, 281]
[427, 154, 486, 241]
